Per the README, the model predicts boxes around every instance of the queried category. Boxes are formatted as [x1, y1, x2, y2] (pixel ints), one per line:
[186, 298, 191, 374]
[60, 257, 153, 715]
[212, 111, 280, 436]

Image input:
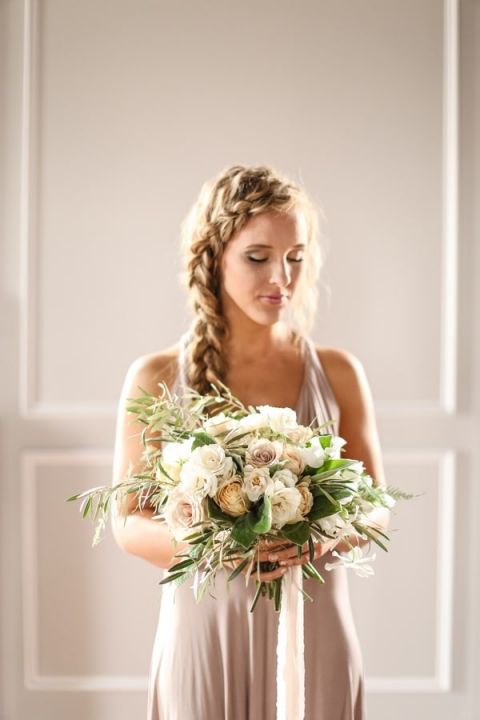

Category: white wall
[1, 1, 479, 718]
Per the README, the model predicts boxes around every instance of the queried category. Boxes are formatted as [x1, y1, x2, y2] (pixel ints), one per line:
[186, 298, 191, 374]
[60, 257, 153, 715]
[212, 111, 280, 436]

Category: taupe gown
[147, 334, 366, 720]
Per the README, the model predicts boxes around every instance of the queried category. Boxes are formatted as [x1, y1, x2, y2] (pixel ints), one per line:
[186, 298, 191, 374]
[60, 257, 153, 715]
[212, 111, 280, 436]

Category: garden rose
[215, 476, 250, 517]
[295, 481, 314, 518]
[246, 439, 283, 467]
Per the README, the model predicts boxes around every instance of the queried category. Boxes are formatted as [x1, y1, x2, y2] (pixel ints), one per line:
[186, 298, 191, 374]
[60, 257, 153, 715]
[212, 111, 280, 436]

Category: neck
[224, 321, 296, 365]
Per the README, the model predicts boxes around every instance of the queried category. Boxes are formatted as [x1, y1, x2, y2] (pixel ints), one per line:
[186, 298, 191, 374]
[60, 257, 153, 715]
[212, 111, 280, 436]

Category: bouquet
[68, 381, 412, 613]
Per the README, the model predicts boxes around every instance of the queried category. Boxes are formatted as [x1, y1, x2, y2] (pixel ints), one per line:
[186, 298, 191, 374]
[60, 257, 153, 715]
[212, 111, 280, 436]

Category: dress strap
[300, 336, 340, 435]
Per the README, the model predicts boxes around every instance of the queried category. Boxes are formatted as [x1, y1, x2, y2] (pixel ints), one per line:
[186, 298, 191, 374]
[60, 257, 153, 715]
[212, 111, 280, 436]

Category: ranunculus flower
[266, 480, 302, 529]
[215, 476, 250, 517]
[281, 445, 305, 475]
[163, 485, 206, 541]
[244, 465, 272, 502]
[246, 439, 283, 468]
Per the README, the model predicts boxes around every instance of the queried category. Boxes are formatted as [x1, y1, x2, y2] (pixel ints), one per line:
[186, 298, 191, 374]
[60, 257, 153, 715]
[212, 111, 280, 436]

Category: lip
[259, 294, 288, 305]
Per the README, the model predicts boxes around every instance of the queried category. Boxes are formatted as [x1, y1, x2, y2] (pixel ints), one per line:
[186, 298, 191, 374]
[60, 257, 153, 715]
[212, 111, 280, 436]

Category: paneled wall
[1, 1, 479, 719]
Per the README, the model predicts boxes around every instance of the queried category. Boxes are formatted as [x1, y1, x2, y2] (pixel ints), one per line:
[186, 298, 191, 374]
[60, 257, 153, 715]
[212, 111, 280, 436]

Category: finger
[251, 565, 288, 582]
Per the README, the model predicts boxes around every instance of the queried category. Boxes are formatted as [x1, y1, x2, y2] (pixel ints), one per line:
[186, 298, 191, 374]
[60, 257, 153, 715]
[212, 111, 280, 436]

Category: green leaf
[226, 556, 251, 582]
[231, 514, 257, 548]
[248, 495, 272, 534]
[191, 431, 217, 450]
[280, 520, 310, 545]
[307, 494, 339, 521]
[206, 496, 235, 524]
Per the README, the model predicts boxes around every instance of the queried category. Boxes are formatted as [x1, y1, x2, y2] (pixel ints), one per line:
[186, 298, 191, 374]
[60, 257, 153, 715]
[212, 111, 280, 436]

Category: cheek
[222, 258, 263, 297]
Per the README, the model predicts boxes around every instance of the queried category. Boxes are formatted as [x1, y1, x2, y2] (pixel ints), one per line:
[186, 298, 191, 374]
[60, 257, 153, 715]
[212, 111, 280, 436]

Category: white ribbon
[276, 564, 305, 720]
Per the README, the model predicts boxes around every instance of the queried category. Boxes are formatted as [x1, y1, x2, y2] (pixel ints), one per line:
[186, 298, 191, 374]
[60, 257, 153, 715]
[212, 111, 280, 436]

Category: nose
[269, 258, 291, 288]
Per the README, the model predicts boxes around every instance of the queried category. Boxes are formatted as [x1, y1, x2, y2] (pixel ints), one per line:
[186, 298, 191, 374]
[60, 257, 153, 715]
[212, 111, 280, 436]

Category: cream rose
[244, 465, 272, 502]
[215, 476, 250, 517]
[246, 439, 283, 468]
[266, 480, 302, 529]
[163, 485, 206, 541]
[281, 445, 305, 476]
[285, 424, 314, 444]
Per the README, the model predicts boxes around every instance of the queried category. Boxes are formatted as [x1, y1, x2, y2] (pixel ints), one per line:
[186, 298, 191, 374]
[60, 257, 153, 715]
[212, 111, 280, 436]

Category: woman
[111, 163, 390, 719]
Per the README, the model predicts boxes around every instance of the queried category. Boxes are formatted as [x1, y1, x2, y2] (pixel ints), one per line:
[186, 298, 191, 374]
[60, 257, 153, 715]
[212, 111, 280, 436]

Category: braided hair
[179, 164, 325, 396]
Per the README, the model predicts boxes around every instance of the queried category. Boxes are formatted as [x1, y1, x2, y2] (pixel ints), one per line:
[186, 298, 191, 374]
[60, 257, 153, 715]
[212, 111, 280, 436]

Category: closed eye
[247, 256, 304, 264]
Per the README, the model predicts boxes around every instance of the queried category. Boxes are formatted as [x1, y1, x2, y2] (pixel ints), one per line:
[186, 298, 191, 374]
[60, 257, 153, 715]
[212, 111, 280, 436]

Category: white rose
[237, 411, 270, 432]
[162, 437, 194, 465]
[281, 445, 305, 475]
[203, 412, 240, 437]
[271, 468, 298, 488]
[163, 485, 207, 541]
[244, 465, 273, 502]
[180, 461, 219, 499]
[246, 439, 283, 467]
[256, 405, 298, 434]
[189, 444, 233, 479]
[299, 435, 326, 468]
[266, 480, 302, 528]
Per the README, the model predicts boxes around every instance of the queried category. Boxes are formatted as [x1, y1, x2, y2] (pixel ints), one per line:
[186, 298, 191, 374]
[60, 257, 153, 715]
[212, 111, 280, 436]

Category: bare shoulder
[314, 346, 367, 405]
[314, 344, 385, 485]
[122, 342, 181, 399]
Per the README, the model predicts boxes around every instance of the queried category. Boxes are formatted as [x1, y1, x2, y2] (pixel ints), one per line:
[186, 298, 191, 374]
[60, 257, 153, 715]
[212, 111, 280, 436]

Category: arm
[319, 347, 391, 553]
[110, 351, 189, 570]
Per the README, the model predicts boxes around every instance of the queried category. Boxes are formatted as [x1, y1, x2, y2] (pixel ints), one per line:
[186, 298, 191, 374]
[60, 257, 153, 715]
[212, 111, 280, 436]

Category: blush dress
[146, 333, 366, 720]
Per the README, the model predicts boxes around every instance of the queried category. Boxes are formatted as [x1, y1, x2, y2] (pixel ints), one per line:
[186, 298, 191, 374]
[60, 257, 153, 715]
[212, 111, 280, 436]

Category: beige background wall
[1, 1, 479, 718]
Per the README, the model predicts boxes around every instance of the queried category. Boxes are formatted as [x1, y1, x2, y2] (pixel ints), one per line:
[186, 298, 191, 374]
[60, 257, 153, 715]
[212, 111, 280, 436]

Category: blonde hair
[179, 163, 327, 395]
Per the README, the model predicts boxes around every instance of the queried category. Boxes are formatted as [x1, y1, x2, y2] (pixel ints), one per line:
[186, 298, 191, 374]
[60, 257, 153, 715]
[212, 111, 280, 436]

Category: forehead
[231, 209, 307, 247]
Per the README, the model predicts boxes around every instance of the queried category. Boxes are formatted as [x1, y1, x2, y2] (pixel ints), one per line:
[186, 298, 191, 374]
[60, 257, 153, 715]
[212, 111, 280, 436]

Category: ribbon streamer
[276, 564, 305, 720]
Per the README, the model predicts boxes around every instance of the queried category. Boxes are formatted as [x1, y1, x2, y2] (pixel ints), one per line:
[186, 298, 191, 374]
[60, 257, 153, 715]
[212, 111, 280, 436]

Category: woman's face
[220, 209, 306, 328]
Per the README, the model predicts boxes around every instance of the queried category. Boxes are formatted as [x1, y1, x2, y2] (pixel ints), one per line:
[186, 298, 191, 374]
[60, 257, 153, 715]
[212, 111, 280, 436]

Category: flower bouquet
[68, 381, 412, 613]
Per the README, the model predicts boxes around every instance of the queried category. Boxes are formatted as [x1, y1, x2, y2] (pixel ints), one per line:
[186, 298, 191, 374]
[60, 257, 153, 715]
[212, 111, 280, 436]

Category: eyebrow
[245, 243, 306, 250]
